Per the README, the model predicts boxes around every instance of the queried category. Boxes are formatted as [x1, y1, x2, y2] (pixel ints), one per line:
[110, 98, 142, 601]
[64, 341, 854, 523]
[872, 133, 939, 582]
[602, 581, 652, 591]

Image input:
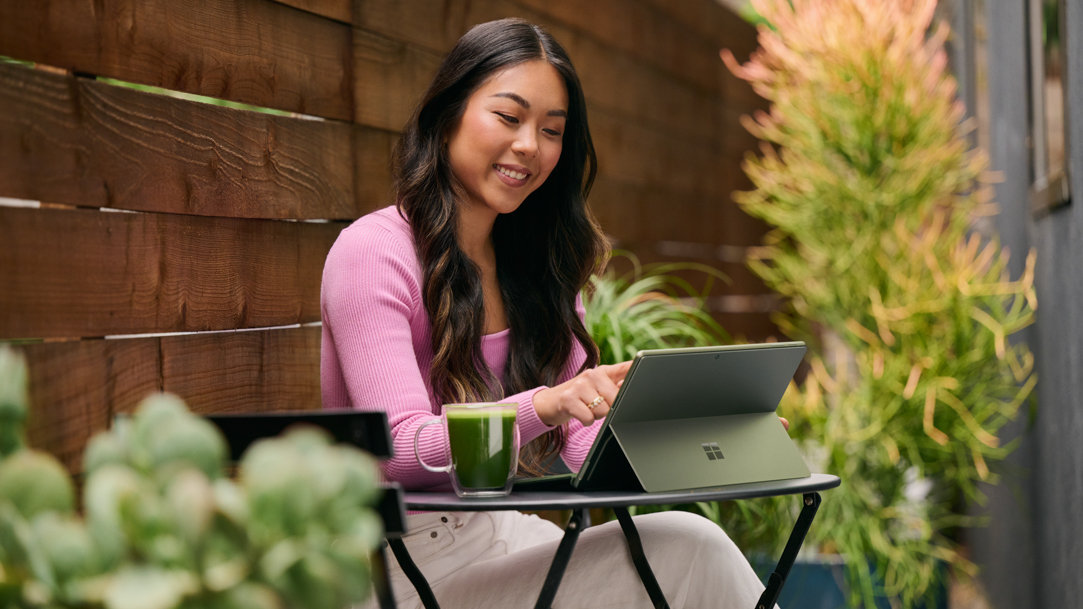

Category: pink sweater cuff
[508, 386, 556, 445]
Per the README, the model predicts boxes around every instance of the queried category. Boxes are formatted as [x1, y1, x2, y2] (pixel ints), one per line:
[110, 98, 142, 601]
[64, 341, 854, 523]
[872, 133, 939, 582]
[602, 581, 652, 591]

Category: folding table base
[384, 491, 822, 609]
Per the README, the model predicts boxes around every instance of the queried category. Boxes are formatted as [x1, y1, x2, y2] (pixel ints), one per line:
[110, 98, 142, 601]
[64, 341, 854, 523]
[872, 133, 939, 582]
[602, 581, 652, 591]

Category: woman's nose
[511, 128, 538, 158]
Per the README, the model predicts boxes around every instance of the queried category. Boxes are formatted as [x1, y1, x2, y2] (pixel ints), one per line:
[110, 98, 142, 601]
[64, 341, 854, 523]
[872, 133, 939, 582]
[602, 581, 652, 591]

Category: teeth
[496, 166, 528, 180]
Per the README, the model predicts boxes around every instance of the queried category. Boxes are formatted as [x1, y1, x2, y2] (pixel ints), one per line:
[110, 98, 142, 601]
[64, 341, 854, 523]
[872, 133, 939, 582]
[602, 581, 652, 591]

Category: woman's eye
[542, 128, 563, 137]
[495, 112, 519, 124]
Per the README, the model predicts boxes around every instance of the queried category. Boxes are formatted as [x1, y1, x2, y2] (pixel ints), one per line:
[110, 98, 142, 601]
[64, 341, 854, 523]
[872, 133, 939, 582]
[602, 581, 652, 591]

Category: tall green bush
[721, 0, 1037, 606]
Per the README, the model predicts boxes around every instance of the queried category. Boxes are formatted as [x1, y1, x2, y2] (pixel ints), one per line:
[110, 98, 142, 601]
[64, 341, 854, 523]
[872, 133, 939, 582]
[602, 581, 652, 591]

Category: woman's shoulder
[341, 205, 412, 243]
[324, 205, 419, 278]
[329, 206, 414, 258]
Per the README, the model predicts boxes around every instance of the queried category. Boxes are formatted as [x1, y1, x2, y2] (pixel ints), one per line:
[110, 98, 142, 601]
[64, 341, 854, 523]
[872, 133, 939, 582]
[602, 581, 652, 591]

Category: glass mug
[414, 402, 519, 497]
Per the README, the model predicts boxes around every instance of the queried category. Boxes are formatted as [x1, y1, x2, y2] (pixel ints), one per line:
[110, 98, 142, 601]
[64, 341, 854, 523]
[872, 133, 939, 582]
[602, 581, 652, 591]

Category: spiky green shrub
[721, 0, 1037, 606]
[584, 253, 730, 363]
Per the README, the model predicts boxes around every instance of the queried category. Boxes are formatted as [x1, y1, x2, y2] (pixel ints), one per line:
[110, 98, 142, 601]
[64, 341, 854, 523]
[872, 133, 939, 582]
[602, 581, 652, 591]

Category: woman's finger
[601, 360, 633, 384]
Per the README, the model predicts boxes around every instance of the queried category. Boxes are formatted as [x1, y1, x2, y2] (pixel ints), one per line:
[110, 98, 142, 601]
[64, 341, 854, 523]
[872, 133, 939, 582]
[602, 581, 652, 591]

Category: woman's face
[446, 59, 569, 217]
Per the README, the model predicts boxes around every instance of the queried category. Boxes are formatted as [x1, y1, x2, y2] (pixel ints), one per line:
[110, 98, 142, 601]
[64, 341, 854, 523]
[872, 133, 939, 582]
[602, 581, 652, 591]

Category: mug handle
[414, 418, 452, 473]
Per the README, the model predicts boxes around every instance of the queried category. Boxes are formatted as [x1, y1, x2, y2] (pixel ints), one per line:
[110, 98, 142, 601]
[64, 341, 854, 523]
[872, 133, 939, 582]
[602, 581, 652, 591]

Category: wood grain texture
[354, 126, 397, 211]
[272, 0, 351, 23]
[593, 170, 739, 248]
[160, 326, 323, 416]
[639, 0, 755, 51]
[18, 325, 322, 473]
[0, 206, 345, 339]
[352, 0, 475, 53]
[567, 37, 724, 147]
[0, 0, 353, 119]
[20, 337, 157, 475]
[351, 28, 443, 131]
[590, 111, 727, 199]
[514, 0, 733, 95]
[0, 63, 358, 220]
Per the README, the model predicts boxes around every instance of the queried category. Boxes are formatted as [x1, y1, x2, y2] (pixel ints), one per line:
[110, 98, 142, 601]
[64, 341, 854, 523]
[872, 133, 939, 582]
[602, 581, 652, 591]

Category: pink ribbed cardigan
[320, 206, 600, 489]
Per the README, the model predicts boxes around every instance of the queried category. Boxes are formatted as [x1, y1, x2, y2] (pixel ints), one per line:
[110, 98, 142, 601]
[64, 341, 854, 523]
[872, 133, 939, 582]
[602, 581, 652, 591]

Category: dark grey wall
[961, 0, 1083, 606]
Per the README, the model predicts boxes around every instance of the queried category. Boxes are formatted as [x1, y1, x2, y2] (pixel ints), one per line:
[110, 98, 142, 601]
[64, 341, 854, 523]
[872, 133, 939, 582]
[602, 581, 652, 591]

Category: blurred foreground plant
[721, 0, 1037, 606]
[0, 345, 383, 609]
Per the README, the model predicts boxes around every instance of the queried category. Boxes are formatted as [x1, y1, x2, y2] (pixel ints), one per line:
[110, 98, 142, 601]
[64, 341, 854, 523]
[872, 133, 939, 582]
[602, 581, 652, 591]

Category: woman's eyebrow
[491, 92, 567, 117]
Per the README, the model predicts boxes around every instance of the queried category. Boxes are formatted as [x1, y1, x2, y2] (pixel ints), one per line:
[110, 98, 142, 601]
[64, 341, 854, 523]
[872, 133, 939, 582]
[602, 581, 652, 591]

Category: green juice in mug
[446, 406, 518, 490]
[414, 402, 520, 497]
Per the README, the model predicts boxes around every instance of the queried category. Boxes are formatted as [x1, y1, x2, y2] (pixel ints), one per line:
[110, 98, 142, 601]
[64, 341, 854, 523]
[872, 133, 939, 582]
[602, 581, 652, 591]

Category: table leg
[614, 507, 671, 609]
[755, 492, 822, 609]
[388, 536, 441, 609]
[371, 543, 398, 609]
[534, 507, 589, 609]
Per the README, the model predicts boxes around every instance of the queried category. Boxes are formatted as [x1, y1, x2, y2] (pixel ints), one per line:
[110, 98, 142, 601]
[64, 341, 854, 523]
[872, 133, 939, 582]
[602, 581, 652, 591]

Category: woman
[322, 17, 774, 609]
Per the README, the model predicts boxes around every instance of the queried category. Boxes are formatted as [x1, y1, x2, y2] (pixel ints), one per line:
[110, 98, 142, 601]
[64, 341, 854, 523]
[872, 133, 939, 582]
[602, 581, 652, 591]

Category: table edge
[403, 473, 841, 512]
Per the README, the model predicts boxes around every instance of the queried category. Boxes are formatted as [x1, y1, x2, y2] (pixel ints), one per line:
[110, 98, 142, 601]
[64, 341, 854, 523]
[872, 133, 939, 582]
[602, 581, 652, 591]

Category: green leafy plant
[584, 252, 730, 363]
[0, 345, 383, 609]
[720, 0, 1037, 606]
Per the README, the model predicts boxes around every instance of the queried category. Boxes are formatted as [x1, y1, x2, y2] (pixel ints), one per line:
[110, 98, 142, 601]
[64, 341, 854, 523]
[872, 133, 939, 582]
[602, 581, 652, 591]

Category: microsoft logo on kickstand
[701, 442, 725, 461]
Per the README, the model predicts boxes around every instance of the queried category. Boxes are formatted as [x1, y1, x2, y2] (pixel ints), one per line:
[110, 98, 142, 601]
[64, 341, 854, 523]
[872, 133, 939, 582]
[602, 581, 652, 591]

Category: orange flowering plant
[721, 0, 1037, 606]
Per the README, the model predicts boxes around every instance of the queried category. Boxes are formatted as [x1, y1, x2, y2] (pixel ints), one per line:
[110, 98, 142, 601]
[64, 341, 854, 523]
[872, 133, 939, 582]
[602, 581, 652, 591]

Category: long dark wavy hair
[393, 18, 607, 473]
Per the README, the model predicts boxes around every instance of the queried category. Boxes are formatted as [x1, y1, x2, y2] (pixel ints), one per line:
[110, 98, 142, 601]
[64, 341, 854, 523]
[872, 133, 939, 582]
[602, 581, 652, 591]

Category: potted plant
[0, 345, 384, 609]
[584, 252, 730, 363]
[716, 0, 1038, 607]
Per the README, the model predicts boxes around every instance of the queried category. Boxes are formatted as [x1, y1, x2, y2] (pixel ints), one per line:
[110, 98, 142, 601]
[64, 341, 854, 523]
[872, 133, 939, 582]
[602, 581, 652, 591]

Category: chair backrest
[205, 410, 406, 536]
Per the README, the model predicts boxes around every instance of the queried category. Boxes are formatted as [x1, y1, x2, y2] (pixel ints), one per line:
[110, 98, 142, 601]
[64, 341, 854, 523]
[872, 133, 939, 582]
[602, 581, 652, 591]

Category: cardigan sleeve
[320, 217, 451, 488]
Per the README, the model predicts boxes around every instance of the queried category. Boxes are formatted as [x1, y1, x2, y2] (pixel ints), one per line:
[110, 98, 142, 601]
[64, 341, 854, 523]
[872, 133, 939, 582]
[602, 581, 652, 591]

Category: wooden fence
[0, 0, 769, 473]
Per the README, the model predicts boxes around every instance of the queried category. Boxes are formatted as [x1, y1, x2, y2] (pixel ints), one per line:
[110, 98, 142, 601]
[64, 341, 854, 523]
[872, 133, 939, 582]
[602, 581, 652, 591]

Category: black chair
[205, 410, 405, 609]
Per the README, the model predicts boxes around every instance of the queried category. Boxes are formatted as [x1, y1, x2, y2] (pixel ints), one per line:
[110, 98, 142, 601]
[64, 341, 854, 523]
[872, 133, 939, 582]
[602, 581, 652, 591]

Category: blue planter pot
[752, 555, 947, 609]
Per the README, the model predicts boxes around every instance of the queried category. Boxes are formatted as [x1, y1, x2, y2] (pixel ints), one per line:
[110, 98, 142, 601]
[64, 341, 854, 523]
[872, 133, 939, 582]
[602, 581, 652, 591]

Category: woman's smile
[494, 164, 531, 184]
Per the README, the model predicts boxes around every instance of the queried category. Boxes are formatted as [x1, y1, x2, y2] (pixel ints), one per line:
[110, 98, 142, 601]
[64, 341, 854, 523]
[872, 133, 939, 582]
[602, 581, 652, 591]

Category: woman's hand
[532, 360, 633, 427]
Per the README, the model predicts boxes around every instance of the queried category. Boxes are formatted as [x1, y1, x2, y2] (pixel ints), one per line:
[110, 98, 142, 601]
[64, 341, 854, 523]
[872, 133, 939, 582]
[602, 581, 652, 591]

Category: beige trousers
[369, 509, 776, 609]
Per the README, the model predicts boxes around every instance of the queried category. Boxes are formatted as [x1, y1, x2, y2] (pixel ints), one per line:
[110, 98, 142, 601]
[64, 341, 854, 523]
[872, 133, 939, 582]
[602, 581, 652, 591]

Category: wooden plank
[352, 28, 443, 131]
[514, 0, 736, 95]
[160, 326, 323, 415]
[19, 325, 322, 473]
[713, 312, 781, 343]
[590, 111, 729, 199]
[21, 337, 158, 475]
[563, 34, 725, 147]
[0, 0, 352, 120]
[639, 0, 762, 60]
[353, 0, 474, 53]
[0, 63, 357, 220]
[354, 126, 397, 211]
[595, 162, 765, 250]
[273, 0, 351, 23]
[0, 206, 345, 339]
